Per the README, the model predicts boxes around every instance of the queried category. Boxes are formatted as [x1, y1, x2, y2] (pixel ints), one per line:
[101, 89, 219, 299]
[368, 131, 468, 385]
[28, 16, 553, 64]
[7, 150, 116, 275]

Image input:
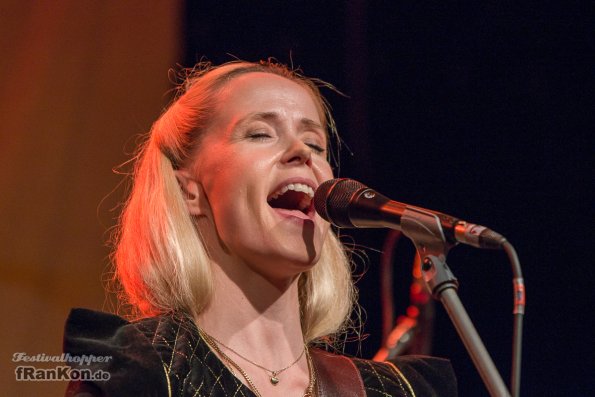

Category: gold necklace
[205, 331, 306, 385]
[303, 349, 317, 397]
[199, 328, 316, 397]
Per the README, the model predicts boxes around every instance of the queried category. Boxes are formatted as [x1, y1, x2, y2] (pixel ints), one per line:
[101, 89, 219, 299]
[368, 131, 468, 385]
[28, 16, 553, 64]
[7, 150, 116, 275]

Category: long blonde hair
[113, 60, 356, 343]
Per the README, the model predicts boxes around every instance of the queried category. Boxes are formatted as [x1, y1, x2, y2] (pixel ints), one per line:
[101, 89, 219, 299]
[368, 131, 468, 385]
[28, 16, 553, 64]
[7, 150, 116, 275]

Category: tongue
[268, 190, 305, 213]
[272, 207, 311, 220]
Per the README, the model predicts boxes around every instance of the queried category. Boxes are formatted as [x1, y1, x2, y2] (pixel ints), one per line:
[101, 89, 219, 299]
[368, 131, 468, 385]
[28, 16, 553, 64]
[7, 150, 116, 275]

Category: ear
[174, 169, 206, 216]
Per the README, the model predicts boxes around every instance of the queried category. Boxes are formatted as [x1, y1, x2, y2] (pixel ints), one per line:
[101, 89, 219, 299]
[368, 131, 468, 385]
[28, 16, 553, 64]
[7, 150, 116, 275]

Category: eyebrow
[236, 111, 324, 132]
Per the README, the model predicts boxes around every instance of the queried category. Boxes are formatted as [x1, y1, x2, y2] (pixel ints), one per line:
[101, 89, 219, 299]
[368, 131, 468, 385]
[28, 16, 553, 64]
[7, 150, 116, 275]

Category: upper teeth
[269, 183, 315, 200]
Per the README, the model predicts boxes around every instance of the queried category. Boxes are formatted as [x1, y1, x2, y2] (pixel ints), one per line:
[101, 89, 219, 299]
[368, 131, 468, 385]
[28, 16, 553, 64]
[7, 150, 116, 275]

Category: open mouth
[267, 182, 315, 216]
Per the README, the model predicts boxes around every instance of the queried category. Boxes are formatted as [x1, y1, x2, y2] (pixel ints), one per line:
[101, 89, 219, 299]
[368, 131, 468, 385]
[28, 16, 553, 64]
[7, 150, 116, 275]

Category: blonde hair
[114, 60, 355, 343]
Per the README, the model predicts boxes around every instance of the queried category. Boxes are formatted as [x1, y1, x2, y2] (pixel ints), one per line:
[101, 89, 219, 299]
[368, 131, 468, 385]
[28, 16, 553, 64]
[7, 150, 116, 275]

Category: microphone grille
[314, 178, 367, 227]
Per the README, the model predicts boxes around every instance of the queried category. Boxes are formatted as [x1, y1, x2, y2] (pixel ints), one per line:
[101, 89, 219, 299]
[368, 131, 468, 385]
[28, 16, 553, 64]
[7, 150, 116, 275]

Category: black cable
[503, 241, 524, 397]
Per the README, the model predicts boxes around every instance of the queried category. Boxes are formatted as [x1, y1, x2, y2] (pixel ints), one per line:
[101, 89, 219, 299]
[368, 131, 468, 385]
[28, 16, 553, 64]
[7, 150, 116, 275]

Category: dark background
[183, 2, 593, 395]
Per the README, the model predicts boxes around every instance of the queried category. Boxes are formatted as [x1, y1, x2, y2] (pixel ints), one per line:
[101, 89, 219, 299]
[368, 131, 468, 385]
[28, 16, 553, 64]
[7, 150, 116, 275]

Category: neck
[196, 256, 306, 367]
[192, 219, 313, 396]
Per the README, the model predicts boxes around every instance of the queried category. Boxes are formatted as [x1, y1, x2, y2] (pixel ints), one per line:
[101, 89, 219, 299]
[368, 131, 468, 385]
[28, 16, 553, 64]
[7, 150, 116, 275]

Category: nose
[281, 138, 312, 167]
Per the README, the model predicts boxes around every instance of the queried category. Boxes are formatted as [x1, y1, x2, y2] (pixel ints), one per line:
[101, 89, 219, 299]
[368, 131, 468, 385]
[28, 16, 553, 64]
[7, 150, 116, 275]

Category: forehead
[213, 72, 323, 122]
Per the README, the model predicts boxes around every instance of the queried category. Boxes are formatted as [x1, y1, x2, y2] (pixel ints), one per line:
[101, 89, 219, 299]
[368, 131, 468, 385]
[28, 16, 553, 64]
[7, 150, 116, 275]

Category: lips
[267, 179, 316, 218]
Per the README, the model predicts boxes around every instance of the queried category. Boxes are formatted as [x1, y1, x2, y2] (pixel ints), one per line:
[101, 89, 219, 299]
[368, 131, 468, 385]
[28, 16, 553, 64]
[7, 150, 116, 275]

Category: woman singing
[64, 60, 457, 396]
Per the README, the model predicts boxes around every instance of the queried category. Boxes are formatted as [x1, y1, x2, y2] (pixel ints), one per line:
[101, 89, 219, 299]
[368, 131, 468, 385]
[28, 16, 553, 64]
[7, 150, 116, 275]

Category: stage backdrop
[0, 1, 181, 395]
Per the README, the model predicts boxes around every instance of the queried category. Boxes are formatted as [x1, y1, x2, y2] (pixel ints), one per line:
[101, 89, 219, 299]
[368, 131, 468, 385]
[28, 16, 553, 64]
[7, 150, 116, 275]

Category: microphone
[314, 178, 506, 249]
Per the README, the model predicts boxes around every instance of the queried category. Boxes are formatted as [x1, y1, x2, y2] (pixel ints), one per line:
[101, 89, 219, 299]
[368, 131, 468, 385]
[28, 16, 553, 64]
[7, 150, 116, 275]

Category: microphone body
[314, 178, 506, 250]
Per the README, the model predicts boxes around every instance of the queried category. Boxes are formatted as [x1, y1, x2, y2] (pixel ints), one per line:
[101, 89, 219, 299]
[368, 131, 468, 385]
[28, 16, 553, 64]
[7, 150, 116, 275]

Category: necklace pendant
[270, 376, 280, 385]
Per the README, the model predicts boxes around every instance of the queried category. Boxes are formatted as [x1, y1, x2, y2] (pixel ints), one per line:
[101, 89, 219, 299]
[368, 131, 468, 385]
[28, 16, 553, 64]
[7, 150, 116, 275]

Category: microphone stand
[401, 206, 511, 397]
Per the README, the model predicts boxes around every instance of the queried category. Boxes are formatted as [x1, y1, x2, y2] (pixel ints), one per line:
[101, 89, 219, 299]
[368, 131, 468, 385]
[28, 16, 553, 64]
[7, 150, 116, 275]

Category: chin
[250, 246, 322, 282]
[276, 251, 320, 273]
[283, 239, 323, 265]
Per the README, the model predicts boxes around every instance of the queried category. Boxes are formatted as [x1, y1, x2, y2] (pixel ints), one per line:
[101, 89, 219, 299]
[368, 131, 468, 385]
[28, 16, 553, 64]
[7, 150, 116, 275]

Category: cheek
[195, 156, 239, 226]
[201, 154, 269, 224]
[314, 158, 334, 181]
[199, 147, 249, 195]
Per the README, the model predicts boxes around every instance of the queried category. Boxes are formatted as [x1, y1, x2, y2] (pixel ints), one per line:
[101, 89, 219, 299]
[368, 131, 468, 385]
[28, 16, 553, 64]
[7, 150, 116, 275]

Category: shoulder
[353, 355, 458, 397]
[63, 308, 189, 396]
[310, 348, 457, 397]
[64, 308, 247, 397]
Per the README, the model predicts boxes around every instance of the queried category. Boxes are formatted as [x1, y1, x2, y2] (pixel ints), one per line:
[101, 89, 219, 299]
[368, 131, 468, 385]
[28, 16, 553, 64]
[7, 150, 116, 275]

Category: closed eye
[247, 132, 272, 140]
[306, 143, 325, 154]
